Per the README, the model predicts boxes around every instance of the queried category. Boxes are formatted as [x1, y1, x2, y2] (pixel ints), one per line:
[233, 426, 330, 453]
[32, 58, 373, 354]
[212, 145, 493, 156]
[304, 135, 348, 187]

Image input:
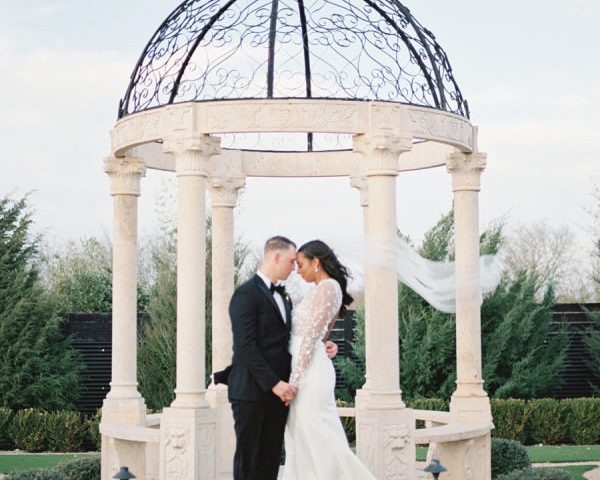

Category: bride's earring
[314, 266, 318, 273]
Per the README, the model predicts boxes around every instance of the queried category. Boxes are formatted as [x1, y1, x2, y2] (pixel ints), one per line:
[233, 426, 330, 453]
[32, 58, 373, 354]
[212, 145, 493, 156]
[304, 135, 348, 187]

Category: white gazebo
[100, 1, 493, 479]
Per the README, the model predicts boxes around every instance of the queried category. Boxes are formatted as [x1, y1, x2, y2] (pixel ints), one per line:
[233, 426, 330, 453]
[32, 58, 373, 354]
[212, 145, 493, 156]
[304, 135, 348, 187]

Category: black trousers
[231, 394, 288, 480]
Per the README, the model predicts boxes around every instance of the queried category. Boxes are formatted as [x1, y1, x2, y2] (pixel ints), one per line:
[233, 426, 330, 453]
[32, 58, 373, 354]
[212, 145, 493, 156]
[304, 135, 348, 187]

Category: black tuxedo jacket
[226, 274, 292, 402]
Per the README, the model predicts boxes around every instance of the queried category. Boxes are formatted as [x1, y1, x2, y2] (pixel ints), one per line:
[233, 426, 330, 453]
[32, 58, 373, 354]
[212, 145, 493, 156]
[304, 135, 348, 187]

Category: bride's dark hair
[298, 240, 353, 318]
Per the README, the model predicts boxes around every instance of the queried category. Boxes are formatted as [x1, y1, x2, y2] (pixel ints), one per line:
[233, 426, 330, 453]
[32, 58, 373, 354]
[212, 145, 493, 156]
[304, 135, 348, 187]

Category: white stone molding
[164, 134, 221, 177]
[210, 176, 246, 208]
[104, 156, 146, 196]
[350, 175, 369, 207]
[353, 133, 413, 176]
[383, 425, 410, 480]
[111, 100, 475, 157]
[446, 152, 487, 192]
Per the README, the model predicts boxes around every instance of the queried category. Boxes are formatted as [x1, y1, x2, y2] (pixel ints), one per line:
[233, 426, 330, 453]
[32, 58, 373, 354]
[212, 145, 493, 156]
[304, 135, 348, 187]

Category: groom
[218, 235, 336, 480]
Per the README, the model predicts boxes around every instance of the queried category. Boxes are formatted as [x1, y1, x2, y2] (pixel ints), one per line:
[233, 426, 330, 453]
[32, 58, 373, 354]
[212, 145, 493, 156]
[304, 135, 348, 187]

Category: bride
[283, 240, 375, 480]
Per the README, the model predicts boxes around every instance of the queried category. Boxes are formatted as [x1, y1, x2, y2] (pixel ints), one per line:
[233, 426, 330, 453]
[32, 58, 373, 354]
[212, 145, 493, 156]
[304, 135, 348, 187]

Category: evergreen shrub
[0, 407, 15, 450]
[8, 409, 48, 452]
[490, 399, 531, 443]
[46, 411, 85, 452]
[86, 409, 102, 451]
[496, 467, 570, 480]
[54, 457, 100, 480]
[527, 399, 568, 445]
[491, 438, 530, 478]
[562, 397, 600, 445]
[5, 470, 61, 480]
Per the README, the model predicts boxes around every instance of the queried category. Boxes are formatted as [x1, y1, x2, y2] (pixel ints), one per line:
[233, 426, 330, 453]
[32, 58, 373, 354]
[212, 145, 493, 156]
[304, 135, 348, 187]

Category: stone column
[159, 135, 219, 480]
[350, 175, 371, 396]
[352, 134, 415, 480]
[443, 151, 492, 480]
[206, 175, 245, 477]
[101, 156, 147, 480]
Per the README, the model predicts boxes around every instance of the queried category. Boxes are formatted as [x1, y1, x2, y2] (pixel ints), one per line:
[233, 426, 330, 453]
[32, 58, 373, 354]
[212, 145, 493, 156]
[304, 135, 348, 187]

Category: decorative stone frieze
[104, 157, 146, 196]
[446, 152, 487, 192]
[353, 133, 412, 175]
[408, 107, 474, 149]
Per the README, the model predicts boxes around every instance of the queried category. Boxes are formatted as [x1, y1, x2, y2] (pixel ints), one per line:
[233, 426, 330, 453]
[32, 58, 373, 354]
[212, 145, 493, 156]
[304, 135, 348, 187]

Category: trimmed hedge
[0, 407, 15, 450]
[490, 398, 600, 445]
[6, 457, 100, 480]
[5, 409, 98, 453]
[496, 467, 571, 480]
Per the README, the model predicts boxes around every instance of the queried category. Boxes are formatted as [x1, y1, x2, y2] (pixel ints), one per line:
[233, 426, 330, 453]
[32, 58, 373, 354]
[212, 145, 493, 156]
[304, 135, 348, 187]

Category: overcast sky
[1, 0, 598, 273]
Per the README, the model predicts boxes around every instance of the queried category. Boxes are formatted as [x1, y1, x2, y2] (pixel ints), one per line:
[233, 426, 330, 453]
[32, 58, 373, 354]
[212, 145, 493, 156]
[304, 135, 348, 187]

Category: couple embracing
[215, 236, 375, 480]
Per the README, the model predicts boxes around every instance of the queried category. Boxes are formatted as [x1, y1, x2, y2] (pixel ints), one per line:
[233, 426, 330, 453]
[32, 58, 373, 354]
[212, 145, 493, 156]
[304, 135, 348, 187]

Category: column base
[450, 387, 492, 422]
[355, 391, 414, 480]
[100, 397, 147, 480]
[206, 384, 235, 476]
[437, 434, 491, 480]
[159, 406, 218, 480]
[171, 389, 210, 409]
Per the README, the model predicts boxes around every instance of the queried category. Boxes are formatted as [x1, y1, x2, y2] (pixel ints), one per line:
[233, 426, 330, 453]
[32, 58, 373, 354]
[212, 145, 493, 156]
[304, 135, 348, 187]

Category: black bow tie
[270, 283, 286, 297]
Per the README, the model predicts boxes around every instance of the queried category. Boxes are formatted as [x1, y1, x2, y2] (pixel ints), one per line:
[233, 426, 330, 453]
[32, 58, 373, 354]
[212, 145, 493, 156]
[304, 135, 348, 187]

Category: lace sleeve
[284, 271, 310, 306]
[289, 279, 342, 388]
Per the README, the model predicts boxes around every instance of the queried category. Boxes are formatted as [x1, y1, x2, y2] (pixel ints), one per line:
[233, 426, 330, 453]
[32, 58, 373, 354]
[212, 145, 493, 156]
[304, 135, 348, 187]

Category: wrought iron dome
[119, 0, 469, 123]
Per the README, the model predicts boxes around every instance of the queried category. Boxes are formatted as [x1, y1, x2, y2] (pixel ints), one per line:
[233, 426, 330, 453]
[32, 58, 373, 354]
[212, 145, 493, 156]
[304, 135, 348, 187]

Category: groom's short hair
[264, 236, 296, 254]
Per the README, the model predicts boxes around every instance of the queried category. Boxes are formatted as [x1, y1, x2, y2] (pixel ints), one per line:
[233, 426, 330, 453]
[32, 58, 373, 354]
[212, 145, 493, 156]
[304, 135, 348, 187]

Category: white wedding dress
[283, 278, 376, 480]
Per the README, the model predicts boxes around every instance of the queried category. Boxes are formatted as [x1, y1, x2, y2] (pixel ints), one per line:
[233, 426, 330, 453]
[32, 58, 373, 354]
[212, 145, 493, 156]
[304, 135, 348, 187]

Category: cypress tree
[0, 195, 80, 410]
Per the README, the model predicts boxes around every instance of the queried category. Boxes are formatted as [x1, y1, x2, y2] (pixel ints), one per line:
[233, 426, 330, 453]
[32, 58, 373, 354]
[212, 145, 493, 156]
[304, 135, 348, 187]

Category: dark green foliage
[491, 438, 530, 478]
[583, 308, 600, 394]
[5, 457, 100, 480]
[335, 309, 366, 402]
[482, 272, 567, 399]
[5, 470, 61, 480]
[562, 398, 600, 445]
[45, 411, 85, 452]
[138, 216, 252, 410]
[490, 399, 531, 443]
[0, 195, 81, 410]
[8, 409, 48, 452]
[408, 398, 449, 411]
[337, 209, 565, 402]
[137, 230, 177, 410]
[85, 409, 102, 451]
[53, 457, 100, 480]
[495, 468, 570, 480]
[527, 398, 568, 445]
[0, 407, 15, 450]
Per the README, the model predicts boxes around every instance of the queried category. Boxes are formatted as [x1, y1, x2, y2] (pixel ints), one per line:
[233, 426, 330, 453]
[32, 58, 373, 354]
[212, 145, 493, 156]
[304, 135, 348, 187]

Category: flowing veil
[365, 235, 502, 313]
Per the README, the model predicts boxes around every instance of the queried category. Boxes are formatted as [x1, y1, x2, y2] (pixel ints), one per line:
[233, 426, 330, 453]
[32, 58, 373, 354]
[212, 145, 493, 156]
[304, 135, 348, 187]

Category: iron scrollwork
[118, 0, 470, 151]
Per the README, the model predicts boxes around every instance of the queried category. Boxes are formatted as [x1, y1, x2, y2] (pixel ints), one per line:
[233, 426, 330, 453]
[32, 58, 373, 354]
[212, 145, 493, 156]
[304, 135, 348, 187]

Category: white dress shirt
[257, 270, 287, 323]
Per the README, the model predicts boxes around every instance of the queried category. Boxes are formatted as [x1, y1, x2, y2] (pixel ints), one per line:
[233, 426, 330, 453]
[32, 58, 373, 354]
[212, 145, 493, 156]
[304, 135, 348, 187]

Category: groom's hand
[325, 340, 338, 359]
[272, 381, 297, 404]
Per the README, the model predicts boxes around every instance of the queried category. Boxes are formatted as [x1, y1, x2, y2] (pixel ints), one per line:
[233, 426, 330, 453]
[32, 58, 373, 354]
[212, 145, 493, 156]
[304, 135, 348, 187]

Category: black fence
[65, 305, 598, 415]
[549, 303, 600, 398]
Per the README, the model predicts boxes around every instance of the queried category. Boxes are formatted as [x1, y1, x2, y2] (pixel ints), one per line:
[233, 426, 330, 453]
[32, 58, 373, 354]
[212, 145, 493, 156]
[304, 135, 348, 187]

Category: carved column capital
[446, 152, 487, 192]
[210, 176, 246, 208]
[104, 156, 146, 196]
[163, 134, 221, 177]
[350, 175, 369, 207]
[353, 133, 412, 175]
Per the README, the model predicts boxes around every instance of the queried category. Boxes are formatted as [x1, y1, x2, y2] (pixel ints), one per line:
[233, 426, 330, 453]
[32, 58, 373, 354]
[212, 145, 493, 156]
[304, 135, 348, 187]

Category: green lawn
[0, 454, 98, 474]
[527, 445, 600, 463]
[553, 465, 597, 480]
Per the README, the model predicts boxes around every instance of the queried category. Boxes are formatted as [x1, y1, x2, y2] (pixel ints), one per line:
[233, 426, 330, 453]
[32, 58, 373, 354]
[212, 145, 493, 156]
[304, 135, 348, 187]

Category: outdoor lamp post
[424, 458, 448, 479]
[113, 466, 136, 479]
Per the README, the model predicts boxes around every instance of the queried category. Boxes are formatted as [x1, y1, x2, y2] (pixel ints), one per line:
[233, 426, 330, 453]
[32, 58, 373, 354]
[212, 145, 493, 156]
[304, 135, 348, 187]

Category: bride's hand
[325, 340, 338, 359]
